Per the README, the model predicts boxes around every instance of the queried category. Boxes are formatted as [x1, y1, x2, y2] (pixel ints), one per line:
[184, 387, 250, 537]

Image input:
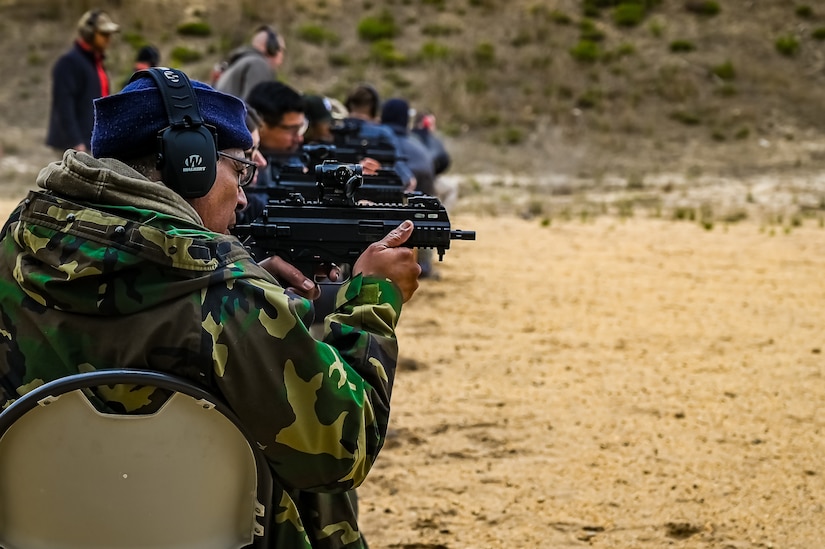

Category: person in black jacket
[380, 98, 435, 197]
[46, 9, 120, 154]
[412, 110, 458, 212]
[381, 98, 443, 279]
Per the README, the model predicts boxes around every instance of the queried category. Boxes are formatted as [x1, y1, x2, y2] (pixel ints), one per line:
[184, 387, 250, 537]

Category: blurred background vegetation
[2, 0, 825, 180]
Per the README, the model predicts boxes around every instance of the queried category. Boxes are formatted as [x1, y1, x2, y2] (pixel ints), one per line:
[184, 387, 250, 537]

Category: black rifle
[328, 120, 417, 189]
[232, 161, 475, 279]
[329, 119, 400, 166]
[261, 145, 408, 204]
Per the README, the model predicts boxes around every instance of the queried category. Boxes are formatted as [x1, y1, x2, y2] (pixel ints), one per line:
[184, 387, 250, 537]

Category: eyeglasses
[218, 151, 257, 188]
[276, 118, 309, 136]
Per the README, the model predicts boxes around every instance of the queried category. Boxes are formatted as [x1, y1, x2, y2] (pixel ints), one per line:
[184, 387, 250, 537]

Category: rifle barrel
[450, 230, 476, 240]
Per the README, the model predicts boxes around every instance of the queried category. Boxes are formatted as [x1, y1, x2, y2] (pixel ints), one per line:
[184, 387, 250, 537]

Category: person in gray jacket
[214, 25, 285, 100]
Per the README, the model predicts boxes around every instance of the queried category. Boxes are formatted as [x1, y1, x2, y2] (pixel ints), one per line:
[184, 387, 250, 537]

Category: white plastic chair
[0, 369, 271, 549]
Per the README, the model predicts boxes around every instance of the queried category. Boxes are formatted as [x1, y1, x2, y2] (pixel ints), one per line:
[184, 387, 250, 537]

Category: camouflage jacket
[0, 151, 403, 548]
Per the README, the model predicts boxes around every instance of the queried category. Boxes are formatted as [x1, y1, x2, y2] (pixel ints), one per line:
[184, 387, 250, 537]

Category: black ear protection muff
[345, 84, 381, 119]
[256, 25, 281, 57]
[363, 84, 380, 119]
[128, 68, 218, 198]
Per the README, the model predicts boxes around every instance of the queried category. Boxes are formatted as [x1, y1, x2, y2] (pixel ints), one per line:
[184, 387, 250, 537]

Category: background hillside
[1, 0, 825, 195]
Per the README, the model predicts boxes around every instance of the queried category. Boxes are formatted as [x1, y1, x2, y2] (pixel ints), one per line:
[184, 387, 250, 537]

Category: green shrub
[617, 199, 634, 218]
[176, 21, 211, 37]
[479, 113, 501, 127]
[465, 76, 488, 94]
[670, 110, 701, 125]
[511, 31, 532, 48]
[297, 24, 339, 45]
[673, 207, 696, 221]
[576, 89, 602, 109]
[812, 27, 825, 40]
[582, 0, 622, 17]
[369, 39, 407, 66]
[421, 23, 461, 36]
[775, 34, 800, 56]
[170, 46, 202, 64]
[385, 70, 412, 89]
[493, 127, 525, 146]
[474, 42, 496, 66]
[795, 5, 814, 18]
[669, 40, 695, 52]
[711, 60, 735, 80]
[290, 63, 313, 77]
[26, 52, 44, 66]
[723, 210, 748, 223]
[328, 52, 352, 67]
[557, 85, 574, 99]
[580, 19, 606, 41]
[614, 3, 646, 26]
[570, 40, 602, 63]
[357, 11, 399, 41]
[685, 1, 720, 16]
[614, 42, 636, 57]
[640, 0, 662, 8]
[649, 19, 664, 38]
[582, 1, 601, 18]
[550, 10, 573, 24]
[525, 200, 544, 217]
[419, 41, 451, 61]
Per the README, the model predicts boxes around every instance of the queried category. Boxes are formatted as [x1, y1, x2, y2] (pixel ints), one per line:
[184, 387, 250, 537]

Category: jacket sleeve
[50, 54, 86, 148]
[203, 269, 402, 494]
[431, 137, 451, 176]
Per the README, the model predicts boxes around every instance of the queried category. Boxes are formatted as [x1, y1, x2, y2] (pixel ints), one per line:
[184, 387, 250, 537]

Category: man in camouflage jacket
[0, 69, 420, 548]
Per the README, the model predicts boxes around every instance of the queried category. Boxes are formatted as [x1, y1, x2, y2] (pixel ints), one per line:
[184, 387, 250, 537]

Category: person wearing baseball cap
[46, 9, 121, 154]
[0, 68, 420, 548]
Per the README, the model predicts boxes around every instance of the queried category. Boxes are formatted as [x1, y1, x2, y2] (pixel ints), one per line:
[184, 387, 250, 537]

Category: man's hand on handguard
[353, 220, 420, 303]
[359, 157, 381, 175]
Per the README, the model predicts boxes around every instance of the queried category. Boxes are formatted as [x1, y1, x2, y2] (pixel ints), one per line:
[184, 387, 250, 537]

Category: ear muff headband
[79, 9, 101, 42]
[364, 84, 379, 119]
[128, 68, 218, 198]
[345, 84, 380, 119]
[256, 25, 281, 57]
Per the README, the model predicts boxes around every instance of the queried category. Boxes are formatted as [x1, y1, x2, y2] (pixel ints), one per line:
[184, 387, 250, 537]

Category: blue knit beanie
[91, 76, 252, 159]
[380, 98, 410, 134]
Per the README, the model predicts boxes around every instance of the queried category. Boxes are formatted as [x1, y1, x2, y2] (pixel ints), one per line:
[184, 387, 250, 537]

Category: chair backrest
[0, 369, 271, 549]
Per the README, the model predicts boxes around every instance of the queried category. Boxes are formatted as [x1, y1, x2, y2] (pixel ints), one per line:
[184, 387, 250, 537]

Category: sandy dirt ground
[1, 196, 823, 548]
[356, 212, 825, 549]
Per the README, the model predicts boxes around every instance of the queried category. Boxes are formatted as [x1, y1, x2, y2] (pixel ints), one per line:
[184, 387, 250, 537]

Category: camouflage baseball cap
[77, 10, 120, 35]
